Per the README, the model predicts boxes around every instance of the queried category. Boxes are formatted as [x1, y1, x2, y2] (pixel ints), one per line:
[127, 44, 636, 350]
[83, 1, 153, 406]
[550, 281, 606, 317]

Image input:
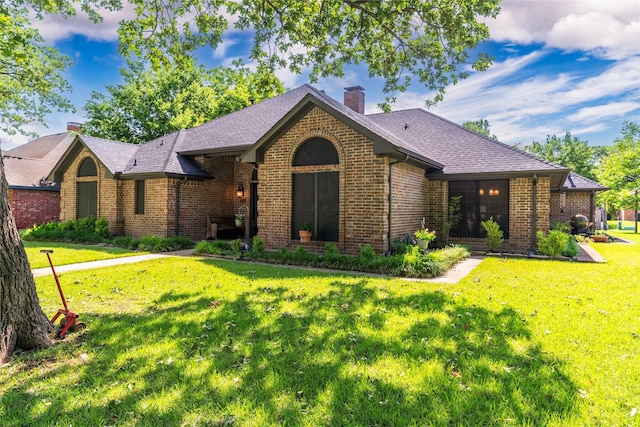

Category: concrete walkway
[31, 250, 485, 284]
[31, 249, 194, 278]
[576, 243, 606, 263]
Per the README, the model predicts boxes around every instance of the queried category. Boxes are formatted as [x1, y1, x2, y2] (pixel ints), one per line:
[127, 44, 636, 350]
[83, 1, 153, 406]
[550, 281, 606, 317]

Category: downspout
[175, 176, 188, 236]
[387, 154, 409, 254]
[589, 191, 595, 228]
[530, 173, 538, 255]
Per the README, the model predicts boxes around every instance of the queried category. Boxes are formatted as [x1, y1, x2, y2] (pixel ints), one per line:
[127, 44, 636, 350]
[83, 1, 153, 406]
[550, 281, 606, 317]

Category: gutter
[531, 173, 538, 255]
[388, 154, 409, 254]
[175, 176, 188, 236]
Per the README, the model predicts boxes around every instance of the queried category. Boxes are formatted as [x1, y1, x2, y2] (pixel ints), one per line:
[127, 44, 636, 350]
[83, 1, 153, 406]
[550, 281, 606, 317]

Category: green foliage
[596, 121, 640, 212]
[414, 228, 436, 242]
[12, 231, 640, 426]
[481, 216, 504, 252]
[359, 244, 376, 261]
[117, 0, 500, 109]
[130, 235, 193, 252]
[251, 236, 266, 255]
[462, 119, 497, 140]
[0, 3, 74, 136]
[551, 221, 571, 233]
[20, 217, 106, 244]
[111, 236, 140, 250]
[536, 230, 576, 258]
[523, 132, 597, 181]
[435, 195, 463, 245]
[230, 239, 242, 255]
[299, 222, 313, 232]
[83, 59, 284, 143]
[194, 240, 232, 255]
[194, 239, 469, 278]
[94, 217, 110, 239]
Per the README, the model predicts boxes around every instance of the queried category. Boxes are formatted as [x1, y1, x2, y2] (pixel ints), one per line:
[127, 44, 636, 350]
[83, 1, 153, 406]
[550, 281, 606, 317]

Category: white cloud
[567, 102, 640, 122]
[486, 0, 640, 58]
[33, 5, 137, 44]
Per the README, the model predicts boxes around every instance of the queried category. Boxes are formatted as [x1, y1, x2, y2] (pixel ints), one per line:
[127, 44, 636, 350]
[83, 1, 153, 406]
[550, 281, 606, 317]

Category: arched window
[292, 138, 339, 242]
[293, 137, 339, 166]
[76, 157, 97, 218]
[78, 157, 97, 177]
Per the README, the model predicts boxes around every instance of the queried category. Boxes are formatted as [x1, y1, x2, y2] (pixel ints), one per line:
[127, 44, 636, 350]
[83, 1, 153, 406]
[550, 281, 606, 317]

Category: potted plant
[299, 222, 313, 243]
[234, 214, 244, 227]
[414, 218, 436, 250]
[592, 231, 609, 243]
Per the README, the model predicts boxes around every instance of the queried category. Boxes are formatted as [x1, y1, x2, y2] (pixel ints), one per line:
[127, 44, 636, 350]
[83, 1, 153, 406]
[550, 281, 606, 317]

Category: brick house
[2, 131, 76, 229]
[48, 85, 607, 254]
[550, 173, 608, 228]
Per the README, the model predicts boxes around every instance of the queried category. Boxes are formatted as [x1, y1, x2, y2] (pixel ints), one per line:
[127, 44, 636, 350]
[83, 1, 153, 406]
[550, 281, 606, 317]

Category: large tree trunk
[0, 153, 52, 363]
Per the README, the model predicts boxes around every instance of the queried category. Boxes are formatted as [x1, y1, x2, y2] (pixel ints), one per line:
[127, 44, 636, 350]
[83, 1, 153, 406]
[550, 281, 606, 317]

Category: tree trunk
[0, 153, 52, 363]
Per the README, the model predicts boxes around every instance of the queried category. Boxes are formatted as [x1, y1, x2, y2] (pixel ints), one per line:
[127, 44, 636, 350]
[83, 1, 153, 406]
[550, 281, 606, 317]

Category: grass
[24, 241, 149, 269]
[1, 232, 638, 426]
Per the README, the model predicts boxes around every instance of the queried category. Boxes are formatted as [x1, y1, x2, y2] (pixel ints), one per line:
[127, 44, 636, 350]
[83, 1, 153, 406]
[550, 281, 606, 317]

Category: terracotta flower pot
[299, 230, 312, 243]
[592, 235, 608, 243]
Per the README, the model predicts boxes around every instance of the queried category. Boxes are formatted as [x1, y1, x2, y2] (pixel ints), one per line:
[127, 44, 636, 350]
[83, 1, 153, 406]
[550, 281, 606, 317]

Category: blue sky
[2, 0, 639, 150]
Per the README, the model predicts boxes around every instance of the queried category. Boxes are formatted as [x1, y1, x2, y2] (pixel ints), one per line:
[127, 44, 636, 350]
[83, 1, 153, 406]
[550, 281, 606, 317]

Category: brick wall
[390, 162, 429, 244]
[8, 188, 60, 229]
[258, 106, 395, 255]
[426, 176, 551, 253]
[550, 192, 593, 224]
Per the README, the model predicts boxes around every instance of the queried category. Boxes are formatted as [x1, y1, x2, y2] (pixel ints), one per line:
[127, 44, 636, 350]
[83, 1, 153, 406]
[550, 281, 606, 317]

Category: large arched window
[78, 157, 97, 177]
[292, 137, 339, 166]
[77, 157, 97, 218]
[292, 138, 339, 241]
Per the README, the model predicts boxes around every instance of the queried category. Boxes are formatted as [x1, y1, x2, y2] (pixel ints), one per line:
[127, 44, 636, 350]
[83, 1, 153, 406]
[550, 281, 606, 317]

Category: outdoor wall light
[236, 183, 245, 198]
[479, 188, 485, 196]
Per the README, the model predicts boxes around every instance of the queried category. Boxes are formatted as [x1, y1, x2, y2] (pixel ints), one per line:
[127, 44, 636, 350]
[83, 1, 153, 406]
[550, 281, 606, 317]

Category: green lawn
[1, 232, 638, 426]
[24, 241, 149, 269]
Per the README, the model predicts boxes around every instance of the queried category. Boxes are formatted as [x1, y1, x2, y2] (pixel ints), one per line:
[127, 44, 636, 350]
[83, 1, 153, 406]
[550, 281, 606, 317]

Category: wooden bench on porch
[206, 215, 244, 240]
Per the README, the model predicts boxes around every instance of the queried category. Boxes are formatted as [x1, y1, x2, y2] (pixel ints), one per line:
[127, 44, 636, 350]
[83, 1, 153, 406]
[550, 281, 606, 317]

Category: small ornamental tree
[481, 216, 504, 252]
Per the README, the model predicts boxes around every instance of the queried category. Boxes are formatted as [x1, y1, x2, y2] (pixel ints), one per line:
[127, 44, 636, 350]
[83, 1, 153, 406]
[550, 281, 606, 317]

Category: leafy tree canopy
[596, 121, 640, 211]
[83, 59, 284, 143]
[523, 132, 597, 181]
[116, 0, 501, 110]
[462, 119, 497, 140]
[0, 3, 74, 137]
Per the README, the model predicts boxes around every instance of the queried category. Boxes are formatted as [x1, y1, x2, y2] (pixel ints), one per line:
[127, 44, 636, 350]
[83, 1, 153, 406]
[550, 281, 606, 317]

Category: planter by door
[592, 235, 608, 242]
[299, 230, 312, 243]
[235, 219, 244, 227]
[416, 239, 430, 250]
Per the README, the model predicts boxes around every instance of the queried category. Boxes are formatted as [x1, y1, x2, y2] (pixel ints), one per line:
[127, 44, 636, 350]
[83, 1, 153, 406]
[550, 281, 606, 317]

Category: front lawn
[1, 232, 638, 426]
[24, 241, 149, 269]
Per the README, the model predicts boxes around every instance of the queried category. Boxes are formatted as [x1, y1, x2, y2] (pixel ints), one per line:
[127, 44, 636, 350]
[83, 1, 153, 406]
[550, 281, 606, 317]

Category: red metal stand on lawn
[41, 250, 85, 338]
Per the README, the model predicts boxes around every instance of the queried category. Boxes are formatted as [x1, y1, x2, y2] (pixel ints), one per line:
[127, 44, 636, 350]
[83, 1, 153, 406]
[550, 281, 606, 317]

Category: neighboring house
[2, 130, 76, 229]
[48, 85, 606, 255]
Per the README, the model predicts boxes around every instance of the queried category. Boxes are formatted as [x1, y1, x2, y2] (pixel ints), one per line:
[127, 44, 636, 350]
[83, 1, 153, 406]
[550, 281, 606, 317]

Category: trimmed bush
[537, 230, 576, 257]
[481, 216, 504, 252]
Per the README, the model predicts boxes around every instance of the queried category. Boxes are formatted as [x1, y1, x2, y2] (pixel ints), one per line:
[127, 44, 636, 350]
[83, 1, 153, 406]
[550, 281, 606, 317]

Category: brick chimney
[344, 86, 365, 114]
[67, 122, 83, 132]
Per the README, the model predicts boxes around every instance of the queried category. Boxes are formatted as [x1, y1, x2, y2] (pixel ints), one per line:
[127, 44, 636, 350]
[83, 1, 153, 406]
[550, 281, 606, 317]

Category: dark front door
[77, 181, 97, 218]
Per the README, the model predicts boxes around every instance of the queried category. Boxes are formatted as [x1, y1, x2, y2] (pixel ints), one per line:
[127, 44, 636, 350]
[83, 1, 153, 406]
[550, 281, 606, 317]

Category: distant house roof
[559, 172, 609, 192]
[2, 132, 75, 189]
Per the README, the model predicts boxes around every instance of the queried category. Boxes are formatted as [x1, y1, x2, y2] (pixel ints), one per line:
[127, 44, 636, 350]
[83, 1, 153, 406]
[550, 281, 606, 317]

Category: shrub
[252, 236, 266, 255]
[293, 246, 309, 262]
[481, 216, 504, 252]
[138, 235, 162, 251]
[112, 236, 140, 250]
[95, 217, 110, 239]
[551, 221, 571, 233]
[195, 240, 233, 255]
[537, 230, 575, 257]
[359, 244, 376, 261]
[563, 237, 579, 258]
[402, 246, 442, 278]
[230, 239, 242, 255]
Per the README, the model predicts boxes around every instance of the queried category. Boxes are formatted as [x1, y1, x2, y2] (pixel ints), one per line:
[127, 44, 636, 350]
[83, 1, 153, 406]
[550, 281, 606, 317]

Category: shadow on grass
[4, 277, 577, 426]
